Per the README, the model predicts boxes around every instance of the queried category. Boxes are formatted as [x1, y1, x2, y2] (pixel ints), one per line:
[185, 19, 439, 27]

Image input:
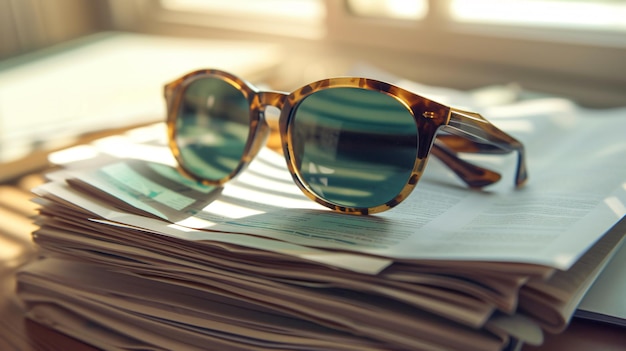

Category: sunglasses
[164, 69, 527, 215]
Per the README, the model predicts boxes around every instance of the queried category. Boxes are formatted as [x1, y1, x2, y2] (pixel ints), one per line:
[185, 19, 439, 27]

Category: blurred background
[1, 0, 625, 180]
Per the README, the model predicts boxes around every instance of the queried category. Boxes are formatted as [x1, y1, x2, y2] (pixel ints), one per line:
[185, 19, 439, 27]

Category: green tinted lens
[175, 77, 250, 181]
[291, 87, 418, 209]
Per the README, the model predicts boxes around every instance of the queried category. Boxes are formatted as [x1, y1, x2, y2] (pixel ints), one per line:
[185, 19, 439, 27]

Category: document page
[46, 94, 626, 271]
[576, 237, 626, 326]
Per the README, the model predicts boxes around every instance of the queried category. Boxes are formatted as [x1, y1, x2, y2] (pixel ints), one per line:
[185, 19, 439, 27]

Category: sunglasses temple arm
[431, 141, 503, 188]
[446, 108, 529, 187]
[435, 134, 510, 154]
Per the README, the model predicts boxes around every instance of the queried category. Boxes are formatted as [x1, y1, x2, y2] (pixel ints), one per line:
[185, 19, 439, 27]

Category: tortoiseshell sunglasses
[165, 69, 527, 215]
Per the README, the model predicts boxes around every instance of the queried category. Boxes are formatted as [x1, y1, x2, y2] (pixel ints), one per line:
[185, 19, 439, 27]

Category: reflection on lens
[291, 87, 418, 208]
[175, 77, 249, 181]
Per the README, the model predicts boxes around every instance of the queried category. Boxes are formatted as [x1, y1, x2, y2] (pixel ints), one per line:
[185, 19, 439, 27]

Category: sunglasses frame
[165, 69, 527, 215]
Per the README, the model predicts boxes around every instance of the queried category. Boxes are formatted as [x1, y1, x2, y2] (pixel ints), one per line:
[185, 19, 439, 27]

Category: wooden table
[1, 170, 624, 351]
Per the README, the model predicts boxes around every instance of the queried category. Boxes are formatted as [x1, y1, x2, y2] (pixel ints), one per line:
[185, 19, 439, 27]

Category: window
[450, 0, 626, 31]
[325, 0, 626, 107]
[107, 0, 626, 107]
[117, 0, 326, 39]
[346, 0, 626, 32]
[346, 0, 428, 20]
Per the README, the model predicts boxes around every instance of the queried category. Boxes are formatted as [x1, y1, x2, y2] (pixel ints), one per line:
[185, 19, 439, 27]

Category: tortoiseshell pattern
[165, 69, 528, 215]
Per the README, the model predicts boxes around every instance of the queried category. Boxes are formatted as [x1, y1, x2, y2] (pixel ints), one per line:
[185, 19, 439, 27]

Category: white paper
[47, 99, 626, 270]
[32, 180, 392, 275]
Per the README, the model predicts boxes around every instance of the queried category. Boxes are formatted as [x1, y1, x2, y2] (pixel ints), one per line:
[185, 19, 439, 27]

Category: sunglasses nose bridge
[255, 91, 288, 152]
[256, 91, 288, 110]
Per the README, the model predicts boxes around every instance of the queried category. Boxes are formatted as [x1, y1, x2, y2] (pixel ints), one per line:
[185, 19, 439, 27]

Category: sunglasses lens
[175, 77, 250, 181]
[291, 87, 418, 209]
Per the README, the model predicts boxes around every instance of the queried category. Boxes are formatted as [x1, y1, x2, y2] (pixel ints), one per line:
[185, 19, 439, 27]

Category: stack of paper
[16, 77, 626, 350]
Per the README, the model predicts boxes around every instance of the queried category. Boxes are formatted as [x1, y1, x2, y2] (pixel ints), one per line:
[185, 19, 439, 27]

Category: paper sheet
[46, 99, 626, 270]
